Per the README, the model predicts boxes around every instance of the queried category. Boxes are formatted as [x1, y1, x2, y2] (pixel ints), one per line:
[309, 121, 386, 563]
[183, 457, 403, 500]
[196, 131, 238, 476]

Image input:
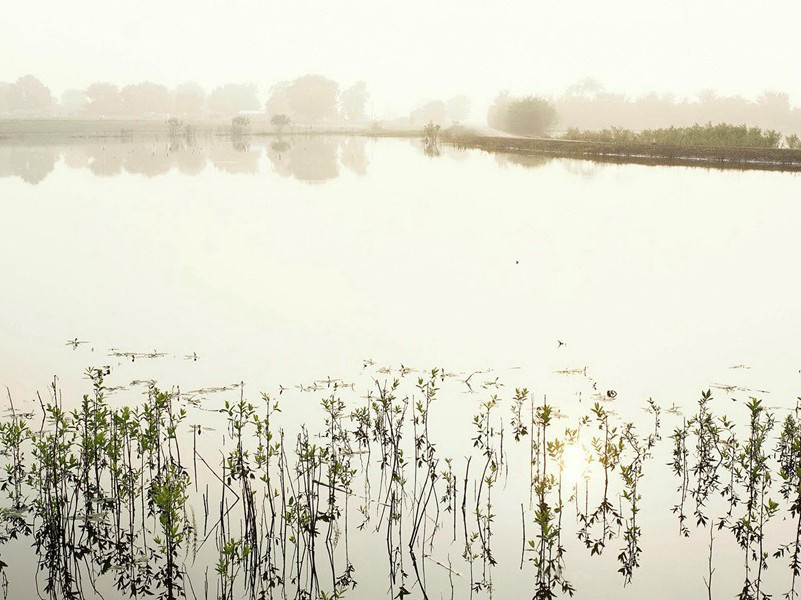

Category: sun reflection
[561, 444, 591, 484]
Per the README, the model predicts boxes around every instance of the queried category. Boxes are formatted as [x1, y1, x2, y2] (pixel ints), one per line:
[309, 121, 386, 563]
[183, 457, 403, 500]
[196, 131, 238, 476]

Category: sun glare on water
[561, 444, 591, 484]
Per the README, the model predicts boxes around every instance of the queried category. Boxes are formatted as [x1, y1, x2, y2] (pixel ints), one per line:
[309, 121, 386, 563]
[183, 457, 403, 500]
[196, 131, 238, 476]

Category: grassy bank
[443, 132, 801, 172]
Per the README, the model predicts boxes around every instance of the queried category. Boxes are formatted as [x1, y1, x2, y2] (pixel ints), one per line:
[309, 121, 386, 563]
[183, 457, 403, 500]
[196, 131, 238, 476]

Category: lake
[0, 135, 800, 600]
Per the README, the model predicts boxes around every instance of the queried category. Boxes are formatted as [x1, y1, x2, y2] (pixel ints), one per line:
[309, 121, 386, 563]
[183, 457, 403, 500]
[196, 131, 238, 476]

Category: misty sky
[3, 0, 801, 117]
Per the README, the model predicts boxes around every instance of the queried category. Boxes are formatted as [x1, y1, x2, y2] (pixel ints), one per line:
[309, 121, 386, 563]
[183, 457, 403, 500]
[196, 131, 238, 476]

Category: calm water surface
[0, 136, 800, 599]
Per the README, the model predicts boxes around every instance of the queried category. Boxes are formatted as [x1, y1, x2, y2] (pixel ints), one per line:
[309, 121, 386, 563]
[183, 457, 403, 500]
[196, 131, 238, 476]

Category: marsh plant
[526, 393, 575, 599]
[0, 365, 800, 600]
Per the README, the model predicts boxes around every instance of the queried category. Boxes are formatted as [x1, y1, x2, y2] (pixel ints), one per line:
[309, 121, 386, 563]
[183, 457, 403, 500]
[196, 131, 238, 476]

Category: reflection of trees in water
[0, 146, 58, 184]
[123, 143, 172, 177]
[340, 137, 369, 176]
[88, 147, 125, 176]
[270, 140, 291, 154]
[62, 147, 91, 170]
[562, 159, 600, 179]
[0, 136, 373, 183]
[171, 139, 207, 176]
[1, 141, 215, 181]
[210, 141, 261, 174]
[493, 152, 552, 170]
[266, 136, 339, 183]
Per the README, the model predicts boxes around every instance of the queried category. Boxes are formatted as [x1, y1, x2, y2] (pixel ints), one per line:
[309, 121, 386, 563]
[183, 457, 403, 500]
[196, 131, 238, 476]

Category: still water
[0, 135, 800, 599]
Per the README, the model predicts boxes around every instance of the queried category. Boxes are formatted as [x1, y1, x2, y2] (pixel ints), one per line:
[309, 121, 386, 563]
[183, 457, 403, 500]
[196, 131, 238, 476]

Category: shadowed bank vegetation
[0, 363, 800, 600]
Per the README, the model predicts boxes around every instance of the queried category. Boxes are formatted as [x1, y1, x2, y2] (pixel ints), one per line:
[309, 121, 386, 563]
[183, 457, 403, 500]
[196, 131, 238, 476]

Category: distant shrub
[423, 121, 440, 140]
[270, 114, 291, 133]
[166, 117, 184, 136]
[231, 116, 250, 135]
[786, 134, 801, 149]
[488, 93, 557, 137]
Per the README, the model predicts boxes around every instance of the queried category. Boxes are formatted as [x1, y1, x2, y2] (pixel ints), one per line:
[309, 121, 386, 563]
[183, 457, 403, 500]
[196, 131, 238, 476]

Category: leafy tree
[10, 74, 53, 111]
[488, 92, 556, 136]
[270, 114, 291, 133]
[265, 81, 292, 117]
[285, 74, 339, 122]
[208, 83, 260, 116]
[173, 82, 206, 116]
[120, 82, 171, 115]
[564, 77, 604, 99]
[85, 82, 121, 116]
[60, 89, 87, 114]
[340, 82, 369, 121]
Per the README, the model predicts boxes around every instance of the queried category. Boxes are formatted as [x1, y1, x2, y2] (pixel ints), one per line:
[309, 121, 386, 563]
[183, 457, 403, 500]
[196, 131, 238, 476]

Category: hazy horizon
[3, 0, 801, 118]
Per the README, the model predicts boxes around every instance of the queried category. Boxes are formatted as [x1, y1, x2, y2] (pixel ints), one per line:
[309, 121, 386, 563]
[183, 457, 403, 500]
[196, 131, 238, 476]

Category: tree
[60, 89, 88, 114]
[270, 114, 291, 133]
[11, 75, 53, 111]
[208, 83, 260, 116]
[286, 75, 339, 122]
[173, 82, 206, 116]
[565, 77, 604, 99]
[120, 82, 171, 115]
[265, 81, 292, 117]
[341, 82, 369, 121]
[488, 93, 556, 136]
[85, 82, 121, 116]
[410, 100, 448, 126]
[446, 95, 471, 123]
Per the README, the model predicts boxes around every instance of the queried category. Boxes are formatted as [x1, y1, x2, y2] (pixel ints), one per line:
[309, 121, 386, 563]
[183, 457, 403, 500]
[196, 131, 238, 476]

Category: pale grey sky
[3, 0, 800, 116]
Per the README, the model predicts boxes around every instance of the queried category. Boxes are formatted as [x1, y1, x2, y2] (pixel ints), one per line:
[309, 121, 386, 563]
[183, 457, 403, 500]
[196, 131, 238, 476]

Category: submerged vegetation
[0, 363, 800, 599]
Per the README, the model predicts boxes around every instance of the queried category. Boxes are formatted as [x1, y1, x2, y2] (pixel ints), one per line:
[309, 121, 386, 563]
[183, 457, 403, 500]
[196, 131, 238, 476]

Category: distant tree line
[0, 73, 373, 122]
[555, 78, 801, 136]
[4, 73, 800, 142]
